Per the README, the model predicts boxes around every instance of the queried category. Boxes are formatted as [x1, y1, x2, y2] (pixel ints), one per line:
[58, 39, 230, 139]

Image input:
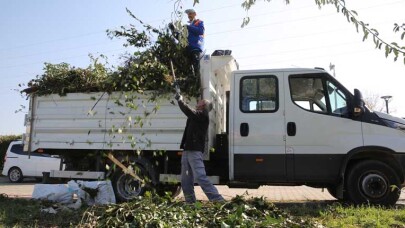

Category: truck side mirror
[353, 89, 365, 117]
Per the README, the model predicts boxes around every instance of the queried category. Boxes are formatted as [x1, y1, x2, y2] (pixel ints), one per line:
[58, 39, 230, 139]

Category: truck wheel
[346, 160, 401, 206]
[8, 167, 23, 183]
[111, 158, 157, 202]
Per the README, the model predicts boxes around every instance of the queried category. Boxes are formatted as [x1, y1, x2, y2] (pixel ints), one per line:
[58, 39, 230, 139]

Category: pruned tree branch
[314, 0, 405, 64]
[192, 0, 405, 65]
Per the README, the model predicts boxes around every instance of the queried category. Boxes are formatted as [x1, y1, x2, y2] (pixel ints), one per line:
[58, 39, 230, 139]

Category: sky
[0, 0, 404, 135]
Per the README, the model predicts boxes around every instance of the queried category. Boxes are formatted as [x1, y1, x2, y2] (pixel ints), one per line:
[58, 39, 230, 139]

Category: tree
[363, 92, 385, 113]
[363, 91, 396, 114]
[191, 0, 405, 65]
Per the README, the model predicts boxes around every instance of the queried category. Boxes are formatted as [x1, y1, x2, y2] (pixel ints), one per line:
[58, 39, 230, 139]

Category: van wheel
[346, 160, 401, 206]
[111, 158, 156, 202]
[8, 167, 23, 183]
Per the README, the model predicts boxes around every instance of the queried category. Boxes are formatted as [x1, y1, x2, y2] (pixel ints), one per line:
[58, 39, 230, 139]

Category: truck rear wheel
[346, 160, 401, 206]
[111, 158, 156, 202]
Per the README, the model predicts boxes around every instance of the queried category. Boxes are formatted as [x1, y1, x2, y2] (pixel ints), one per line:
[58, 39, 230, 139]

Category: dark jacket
[187, 19, 204, 52]
[178, 100, 209, 152]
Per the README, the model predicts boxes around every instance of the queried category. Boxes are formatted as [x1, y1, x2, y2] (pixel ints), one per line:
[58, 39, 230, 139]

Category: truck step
[50, 170, 105, 180]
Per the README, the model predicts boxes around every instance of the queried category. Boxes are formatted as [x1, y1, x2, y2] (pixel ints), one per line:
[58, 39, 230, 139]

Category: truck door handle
[240, 123, 249, 137]
[287, 122, 296, 136]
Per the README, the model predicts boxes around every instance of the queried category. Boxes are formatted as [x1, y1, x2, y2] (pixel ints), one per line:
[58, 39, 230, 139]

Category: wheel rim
[361, 173, 388, 199]
[116, 174, 144, 200]
[9, 169, 21, 182]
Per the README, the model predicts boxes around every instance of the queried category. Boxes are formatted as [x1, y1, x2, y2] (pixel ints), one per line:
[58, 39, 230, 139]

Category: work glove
[174, 93, 183, 101]
[168, 23, 175, 30]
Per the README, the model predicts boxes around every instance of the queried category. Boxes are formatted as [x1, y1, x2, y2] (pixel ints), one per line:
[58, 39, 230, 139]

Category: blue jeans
[181, 150, 224, 203]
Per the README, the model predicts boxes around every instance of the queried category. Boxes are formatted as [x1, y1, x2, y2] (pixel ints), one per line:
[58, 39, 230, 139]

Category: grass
[1, 194, 405, 227]
[0, 194, 85, 227]
[279, 201, 405, 228]
[320, 204, 405, 227]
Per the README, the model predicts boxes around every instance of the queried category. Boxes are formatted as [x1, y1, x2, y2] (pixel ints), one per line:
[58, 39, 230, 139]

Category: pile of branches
[79, 195, 317, 227]
[22, 9, 200, 98]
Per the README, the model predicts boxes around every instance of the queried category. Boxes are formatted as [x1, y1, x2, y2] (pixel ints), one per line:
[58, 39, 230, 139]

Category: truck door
[284, 73, 363, 182]
[230, 72, 286, 182]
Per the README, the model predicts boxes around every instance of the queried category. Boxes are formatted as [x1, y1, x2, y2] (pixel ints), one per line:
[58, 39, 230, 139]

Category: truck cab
[223, 68, 405, 206]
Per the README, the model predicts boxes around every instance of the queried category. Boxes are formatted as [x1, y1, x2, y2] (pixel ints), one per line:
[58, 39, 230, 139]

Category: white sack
[32, 184, 73, 204]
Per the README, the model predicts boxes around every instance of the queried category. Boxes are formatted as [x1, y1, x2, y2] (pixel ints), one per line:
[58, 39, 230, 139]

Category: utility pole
[329, 63, 336, 78]
[380, 95, 392, 114]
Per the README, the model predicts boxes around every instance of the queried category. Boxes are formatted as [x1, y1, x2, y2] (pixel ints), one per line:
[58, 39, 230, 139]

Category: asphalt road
[1, 175, 405, 205]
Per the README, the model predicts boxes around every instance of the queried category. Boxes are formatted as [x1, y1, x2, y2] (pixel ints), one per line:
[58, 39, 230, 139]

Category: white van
[2, 141, 62, 183]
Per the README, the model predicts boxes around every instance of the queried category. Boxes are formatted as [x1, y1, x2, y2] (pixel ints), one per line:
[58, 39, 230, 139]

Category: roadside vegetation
[0, 135, 21, 170]
[1, 192, 405, 227]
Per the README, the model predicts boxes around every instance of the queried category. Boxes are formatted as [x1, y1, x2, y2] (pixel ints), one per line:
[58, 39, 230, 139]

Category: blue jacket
[187, 19, 204, 51]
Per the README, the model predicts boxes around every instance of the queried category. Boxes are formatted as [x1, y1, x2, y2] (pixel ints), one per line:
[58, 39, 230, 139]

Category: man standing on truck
[175, 93, 224, 203]
[169, 9, 204, 77]
[184, 9, 204, 76]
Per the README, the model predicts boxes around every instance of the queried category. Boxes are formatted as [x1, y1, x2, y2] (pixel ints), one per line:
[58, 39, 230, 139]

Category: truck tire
[8, 167, 23, 183]
[111, 158, 157, 202]
[346, 160, 401, 206]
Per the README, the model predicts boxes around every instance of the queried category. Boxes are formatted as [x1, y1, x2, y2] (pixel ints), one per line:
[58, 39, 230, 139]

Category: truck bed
[25, 92, 189, 152]
[23, 55, 238, 154]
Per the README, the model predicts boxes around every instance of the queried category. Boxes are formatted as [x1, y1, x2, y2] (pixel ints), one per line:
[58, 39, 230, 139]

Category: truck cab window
[240, 76, 277, 112]
[290, 75, 349, 116]
[289, 77, 327, 113]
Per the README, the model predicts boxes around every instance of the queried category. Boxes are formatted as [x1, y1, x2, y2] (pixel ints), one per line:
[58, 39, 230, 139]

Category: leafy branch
[314, 0, 405, 64]
[192, 0, 405, 65]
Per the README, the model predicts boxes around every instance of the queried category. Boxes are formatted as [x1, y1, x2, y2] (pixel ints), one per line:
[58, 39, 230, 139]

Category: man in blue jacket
[184, 9, 204, 76]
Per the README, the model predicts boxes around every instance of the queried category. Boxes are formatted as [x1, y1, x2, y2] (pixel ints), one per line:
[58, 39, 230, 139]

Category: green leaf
[375, 40, 380, 49]
[362, 30, 369, 41]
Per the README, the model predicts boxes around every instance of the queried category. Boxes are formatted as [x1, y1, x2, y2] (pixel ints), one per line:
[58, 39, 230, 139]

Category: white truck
[23, 54, 405, 205]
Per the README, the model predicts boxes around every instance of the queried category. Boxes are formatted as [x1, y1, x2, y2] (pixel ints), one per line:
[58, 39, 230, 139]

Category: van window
[240, 76, 278, 112]
[10, 144, 23, 154]
[289, 74, 348, 116]
[9, 144, 51, 157]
